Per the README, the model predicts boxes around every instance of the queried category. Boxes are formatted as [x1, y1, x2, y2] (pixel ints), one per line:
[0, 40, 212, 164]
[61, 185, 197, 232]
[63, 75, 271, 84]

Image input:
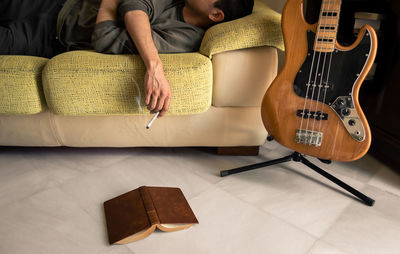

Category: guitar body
[261, 0, 378, 161]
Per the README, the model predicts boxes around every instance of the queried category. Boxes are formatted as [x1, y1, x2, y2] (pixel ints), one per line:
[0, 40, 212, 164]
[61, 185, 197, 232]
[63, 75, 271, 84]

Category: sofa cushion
[0, 56, 48, 115]
[43, 51, 212, 116]
[199, 0, 284, 58]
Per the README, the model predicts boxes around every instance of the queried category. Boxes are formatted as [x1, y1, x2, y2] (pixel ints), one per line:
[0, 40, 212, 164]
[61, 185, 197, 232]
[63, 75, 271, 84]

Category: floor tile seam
[305, 239, 351, 254]
[287, 157, 363, 180]
[363, 183, 400, 201]
[307, 179, 371, 240]
[367, 184, 400, 199]
[304, 240, 320, 254]
[0, 184, 90, 223]
[59, 158, 120, 172]
[31, 158, 101, 173]
[56, 158, 124, 189]
[212, 185, 319, 241]
[0, 178, 66, 212]
[32, 149, 134, 172]
[318, 184, 400, 250]
[286, 155, 378, 185]
[88, 154, 135, 171]
[190, 168, 224, 185]
[57, 185, 106, 226]
[55, 168, 120, 227]
[215, 171, 372, 235]
[117, 245, 136, 254]
[282, 161, 369, 198]
[366, 171, 400, 199]
[309, 197, 355, 240]
[361, 183, 400, 222]
[213, 162, 369, 238]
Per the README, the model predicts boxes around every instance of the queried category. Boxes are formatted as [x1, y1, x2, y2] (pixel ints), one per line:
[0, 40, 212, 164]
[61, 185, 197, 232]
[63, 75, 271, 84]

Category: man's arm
[124, 10, 171, 116]
[96, 0, 171, 117]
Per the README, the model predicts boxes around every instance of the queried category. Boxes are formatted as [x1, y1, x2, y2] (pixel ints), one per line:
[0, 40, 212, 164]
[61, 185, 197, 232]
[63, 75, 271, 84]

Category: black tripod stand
[220, 140, 375, 206]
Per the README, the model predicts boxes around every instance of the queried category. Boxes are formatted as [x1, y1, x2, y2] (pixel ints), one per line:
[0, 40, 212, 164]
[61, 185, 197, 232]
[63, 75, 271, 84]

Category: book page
[117, 225, 157, 244]
[157, 223, 193, 232]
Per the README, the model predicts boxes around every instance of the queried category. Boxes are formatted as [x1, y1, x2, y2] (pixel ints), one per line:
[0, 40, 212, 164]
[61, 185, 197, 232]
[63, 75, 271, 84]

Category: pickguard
[293, 31, 371, 103]
[293, 30, 372, 142]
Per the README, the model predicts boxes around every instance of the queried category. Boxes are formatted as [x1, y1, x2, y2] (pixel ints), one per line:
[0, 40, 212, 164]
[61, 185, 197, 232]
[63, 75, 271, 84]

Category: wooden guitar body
[261, 0, 378, 161]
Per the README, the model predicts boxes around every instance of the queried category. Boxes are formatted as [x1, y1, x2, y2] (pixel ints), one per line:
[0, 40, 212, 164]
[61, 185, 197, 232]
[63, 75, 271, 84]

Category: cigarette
[146, 112, 160, 129]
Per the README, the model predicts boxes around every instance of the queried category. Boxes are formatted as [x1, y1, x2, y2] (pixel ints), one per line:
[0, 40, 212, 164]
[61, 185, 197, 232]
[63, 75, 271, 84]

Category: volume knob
[341, 108, 351, 116]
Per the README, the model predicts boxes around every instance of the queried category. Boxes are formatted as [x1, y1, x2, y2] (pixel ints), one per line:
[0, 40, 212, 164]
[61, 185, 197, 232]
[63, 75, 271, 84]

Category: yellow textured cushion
[0, 55, 48, 115]
[43, 51, 212, 116]
[200, 0, 284, 58]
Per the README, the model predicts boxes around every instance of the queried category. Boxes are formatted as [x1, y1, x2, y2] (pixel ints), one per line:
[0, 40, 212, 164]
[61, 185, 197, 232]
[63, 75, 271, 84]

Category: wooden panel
[217, 146, 260, 156]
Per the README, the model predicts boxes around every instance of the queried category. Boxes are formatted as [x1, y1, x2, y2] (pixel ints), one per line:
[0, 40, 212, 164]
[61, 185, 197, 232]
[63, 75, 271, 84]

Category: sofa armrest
[199, 0, 284, 58]
[212, 46, 278, 107]
[0, 55, 48, 115]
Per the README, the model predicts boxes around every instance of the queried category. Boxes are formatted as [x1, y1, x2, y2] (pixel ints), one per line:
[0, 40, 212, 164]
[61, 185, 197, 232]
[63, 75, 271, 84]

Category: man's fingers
[155, 94, 165, 113]
[148, 92, 159, 111]
[145, 86, 152, 105]
[143, 69, 171, 116]
[159, 95, 171, 117]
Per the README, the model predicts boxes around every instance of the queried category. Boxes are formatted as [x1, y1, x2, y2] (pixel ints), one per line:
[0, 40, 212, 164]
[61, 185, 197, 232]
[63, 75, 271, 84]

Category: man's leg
[0, 0, 65, 57]
[0, 0, 63, 23]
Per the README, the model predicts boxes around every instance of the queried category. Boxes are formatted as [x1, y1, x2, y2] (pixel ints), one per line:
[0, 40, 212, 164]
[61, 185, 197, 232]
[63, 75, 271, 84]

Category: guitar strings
[302, 0, 340, 145]
[311, 0, 336, 136]
[301, 0, 330, 145]
[309, 0, 335, 143]
[318, 49, 334, 133]
[317, 0, 341, 134]
[298, 0, 325, 143]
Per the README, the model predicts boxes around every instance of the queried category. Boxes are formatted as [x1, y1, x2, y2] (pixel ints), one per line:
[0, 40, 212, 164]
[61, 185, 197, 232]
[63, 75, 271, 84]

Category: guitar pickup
[297, 110, 328, 120]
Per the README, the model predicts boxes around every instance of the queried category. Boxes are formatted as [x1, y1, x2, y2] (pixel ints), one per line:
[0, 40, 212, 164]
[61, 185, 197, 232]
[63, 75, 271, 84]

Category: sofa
[0, 0, 284, 154]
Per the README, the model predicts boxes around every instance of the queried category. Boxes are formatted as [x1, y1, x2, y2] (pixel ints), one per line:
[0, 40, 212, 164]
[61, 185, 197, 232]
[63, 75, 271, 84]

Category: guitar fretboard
[314, 0, 342, 52]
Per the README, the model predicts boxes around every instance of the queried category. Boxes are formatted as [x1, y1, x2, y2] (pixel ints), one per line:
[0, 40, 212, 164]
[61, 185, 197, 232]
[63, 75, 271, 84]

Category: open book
[104, 186, 199, 244]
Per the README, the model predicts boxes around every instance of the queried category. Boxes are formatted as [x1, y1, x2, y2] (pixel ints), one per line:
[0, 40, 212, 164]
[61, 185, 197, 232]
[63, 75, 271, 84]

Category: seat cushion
[0, 55, 48, 114]
[43, 50, 212, 116]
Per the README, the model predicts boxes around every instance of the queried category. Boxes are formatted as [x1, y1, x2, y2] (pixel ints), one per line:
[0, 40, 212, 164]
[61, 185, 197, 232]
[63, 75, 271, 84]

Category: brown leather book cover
[104, 186, 198, 244]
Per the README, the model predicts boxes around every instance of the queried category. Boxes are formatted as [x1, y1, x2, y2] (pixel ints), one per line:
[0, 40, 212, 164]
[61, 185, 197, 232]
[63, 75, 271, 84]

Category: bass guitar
[261, 0, 377, 161]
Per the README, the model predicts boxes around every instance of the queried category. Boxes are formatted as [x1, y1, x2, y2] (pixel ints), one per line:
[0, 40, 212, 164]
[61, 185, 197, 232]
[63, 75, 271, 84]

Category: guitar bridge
[295, 129, 323, 146]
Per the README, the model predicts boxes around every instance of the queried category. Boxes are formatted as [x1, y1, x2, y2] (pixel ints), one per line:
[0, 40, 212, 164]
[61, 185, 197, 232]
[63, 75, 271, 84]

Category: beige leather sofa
[0, 0, 283, 152]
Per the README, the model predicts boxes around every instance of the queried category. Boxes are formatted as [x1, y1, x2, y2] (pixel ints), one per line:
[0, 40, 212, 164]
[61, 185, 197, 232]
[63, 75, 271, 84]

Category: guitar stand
[220, 145, 375, 206]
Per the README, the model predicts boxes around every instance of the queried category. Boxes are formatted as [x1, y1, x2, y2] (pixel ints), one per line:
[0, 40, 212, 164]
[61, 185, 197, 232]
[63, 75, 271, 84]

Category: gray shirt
[57, 0, 205, 54]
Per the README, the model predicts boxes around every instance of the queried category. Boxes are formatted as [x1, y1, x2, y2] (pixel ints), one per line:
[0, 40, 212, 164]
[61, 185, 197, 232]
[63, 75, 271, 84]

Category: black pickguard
[293, 31, 372, 105]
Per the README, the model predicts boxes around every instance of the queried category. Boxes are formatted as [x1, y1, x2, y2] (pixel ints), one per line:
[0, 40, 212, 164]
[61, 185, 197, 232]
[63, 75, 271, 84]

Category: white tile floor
[0, 141, 399, 254]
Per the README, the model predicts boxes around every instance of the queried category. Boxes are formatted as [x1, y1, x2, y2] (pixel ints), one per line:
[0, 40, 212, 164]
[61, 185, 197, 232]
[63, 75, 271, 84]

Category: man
[0, 0, 254, 116]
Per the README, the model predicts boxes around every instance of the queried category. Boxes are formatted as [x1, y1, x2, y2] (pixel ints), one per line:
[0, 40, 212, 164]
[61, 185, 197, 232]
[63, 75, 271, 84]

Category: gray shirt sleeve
[117, 0, 175, 22]
[91, 20, 138, 54]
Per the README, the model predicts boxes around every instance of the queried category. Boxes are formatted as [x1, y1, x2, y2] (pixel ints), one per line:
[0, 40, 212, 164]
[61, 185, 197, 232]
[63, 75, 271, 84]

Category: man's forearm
[96, 0, 160, 68]
[124, 10, 161, 69]
[94, 0, 171, 115]
[124, 10, 171, 116]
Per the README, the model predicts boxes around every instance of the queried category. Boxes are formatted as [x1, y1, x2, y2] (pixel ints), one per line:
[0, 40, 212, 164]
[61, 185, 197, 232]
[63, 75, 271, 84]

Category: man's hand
[144, 62, 171, 117]
[124, 10, 172, 116]
[95, 3, 172, 116]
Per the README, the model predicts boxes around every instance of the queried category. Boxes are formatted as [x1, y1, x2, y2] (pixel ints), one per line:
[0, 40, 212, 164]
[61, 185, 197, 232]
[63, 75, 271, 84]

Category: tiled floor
[0, 141, 399, 254]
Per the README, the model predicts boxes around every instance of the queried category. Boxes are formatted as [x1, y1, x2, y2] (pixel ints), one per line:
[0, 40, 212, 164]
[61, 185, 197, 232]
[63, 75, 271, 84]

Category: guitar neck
[314, 0, 342, 52]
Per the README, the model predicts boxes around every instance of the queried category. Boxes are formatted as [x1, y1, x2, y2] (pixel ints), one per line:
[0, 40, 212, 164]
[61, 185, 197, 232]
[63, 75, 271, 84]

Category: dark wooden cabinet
[305, 0, 400, 169]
